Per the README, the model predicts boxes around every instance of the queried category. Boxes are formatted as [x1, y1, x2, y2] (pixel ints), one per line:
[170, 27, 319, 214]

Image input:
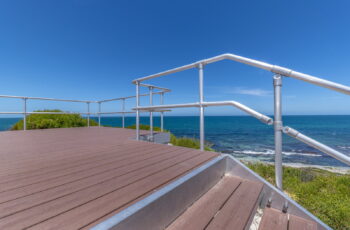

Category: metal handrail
[283, 127, 350, 166]
[0, 89, 170, 129]
[96, 90, 170, 103]
[0, 95, 94, 103]
[132, 53, 350, 96]
[132, 53, 350, 190]
[139, 83, 171, 92]
[0, 111, 89, 114]
[136, 101, 273, 125]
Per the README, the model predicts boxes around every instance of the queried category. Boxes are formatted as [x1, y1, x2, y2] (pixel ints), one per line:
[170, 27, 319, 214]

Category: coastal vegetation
[11, 110, 97, 130]
[247, 163, 350, 230]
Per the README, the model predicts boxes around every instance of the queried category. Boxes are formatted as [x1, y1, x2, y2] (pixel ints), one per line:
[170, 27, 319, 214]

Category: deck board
[0, 145, 174, 203]
[258, 208, 288, 230]
[289, 214, 318, 230]
[206, 179, 263, 230]
[0, 144, 164, 192]
[259, 208, 318, 230]
[166, 176, 242, 230]
[0, 127, 218, 229]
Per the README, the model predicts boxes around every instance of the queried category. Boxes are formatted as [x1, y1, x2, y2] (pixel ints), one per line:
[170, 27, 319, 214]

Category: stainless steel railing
[135, 83, 171, 141]
[133, 53, 350, 190]
[0, 85, 170, 130]
[283, 127, 350, 166]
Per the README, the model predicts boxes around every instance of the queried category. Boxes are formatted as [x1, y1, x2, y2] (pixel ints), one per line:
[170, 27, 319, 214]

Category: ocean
[1, 115, 350, 168]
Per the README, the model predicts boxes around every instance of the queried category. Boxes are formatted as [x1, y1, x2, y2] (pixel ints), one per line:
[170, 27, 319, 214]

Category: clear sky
[1, 0, 350, 116]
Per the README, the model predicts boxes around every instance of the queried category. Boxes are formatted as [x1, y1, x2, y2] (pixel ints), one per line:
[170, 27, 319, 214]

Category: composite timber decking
[166, 176, 264, 230]
[0, 127, 218, 230]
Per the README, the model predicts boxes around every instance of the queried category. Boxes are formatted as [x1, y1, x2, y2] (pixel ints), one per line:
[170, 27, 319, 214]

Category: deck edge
[91, 155, 225, 230]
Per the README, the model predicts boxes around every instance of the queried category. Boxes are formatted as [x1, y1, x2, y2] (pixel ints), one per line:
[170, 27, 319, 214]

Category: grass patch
[170, 134, 213, 151]
[126, 124, 213, 151]
[247, 162, 350, 230]
[125, 124, 162, 132]
[11, 109, 98, 130]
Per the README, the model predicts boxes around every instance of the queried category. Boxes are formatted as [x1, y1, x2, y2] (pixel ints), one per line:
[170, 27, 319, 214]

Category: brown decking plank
[206, 180, 263, 230]
[82, 151, 219, 229]
[0, 143, 165, 192]
[258, 208, 288, 230]
[28, 152, 216, 230]
[0, 147, 193, 218]
[0, 127, 218, 229]
[0, 150, 210, 229]
[0, 139, 145, 177]
[0, 142, 150, 182]
[0, 141, 160, 180]
[166, 176, 242, 230]
[0, 130, 158, 176]
[0, 144, 173, 204]
[288, 214, 317, 230]
[0, 141, 129, 172]
[0, 141, 131, 176]
[0, 129, 130, 163]
[0, 128, 138, 169]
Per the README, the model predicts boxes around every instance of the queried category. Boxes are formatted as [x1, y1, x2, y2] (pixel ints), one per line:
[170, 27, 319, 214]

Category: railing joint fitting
[266, 197, 272, 208]
[282, 201, 289, 213]
[271, 65, 293, 77]
[196, 62, 205, 69]
[273, 74, 283, 86]
[274, 121, 283, 131]
[283, 126, 299, 138]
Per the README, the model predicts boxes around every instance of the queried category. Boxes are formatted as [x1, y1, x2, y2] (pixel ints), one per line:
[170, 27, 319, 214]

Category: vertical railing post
[87, 102, 90, 127]
[136, 81, 140, 140]
[160, 92, 164, 132]
[122, 98, 125, 128]
[198, 63, 205, 151]
[273, 74, 283, 190]
[149, 86, 154, 141]
[98, 102, 101, 127]
[23, 98, 27, 130]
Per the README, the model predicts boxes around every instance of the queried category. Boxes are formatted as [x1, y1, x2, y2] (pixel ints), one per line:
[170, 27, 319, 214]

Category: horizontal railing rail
[132, 53, 350, 96]
[132, 53, 350, 190]
[0, 95, 94, 103]
[136, 101, 273, 125]
[0, 87, 170, 130]
[0, 111, 89, 115]
[283, 127, 350, 166]
[97, 91, 169, 103]
[139, 83, 171, 92]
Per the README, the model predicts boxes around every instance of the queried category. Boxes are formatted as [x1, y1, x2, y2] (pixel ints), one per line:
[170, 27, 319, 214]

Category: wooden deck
[258, 208, 317, 230]
[166, 176, 263, 230]
[0, 127, 218, 230]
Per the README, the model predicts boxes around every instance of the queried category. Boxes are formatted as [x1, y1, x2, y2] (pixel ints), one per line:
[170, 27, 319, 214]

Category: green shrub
[246, 162, 350, 230]
[11, 109, 98, 130]
[126, 124, 162, 132]
[170, 134, 213, 151]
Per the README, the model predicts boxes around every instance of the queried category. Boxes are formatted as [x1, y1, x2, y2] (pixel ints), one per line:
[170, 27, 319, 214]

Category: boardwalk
[0, 127, 218, 229]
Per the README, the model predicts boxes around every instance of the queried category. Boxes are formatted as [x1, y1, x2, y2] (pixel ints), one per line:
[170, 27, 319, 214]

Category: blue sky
[1, 0, 350, 116]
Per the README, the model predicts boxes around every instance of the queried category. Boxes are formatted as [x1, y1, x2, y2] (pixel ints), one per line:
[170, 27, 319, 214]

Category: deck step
[259, 208, 318, 230]
[166, 175, 263, 230]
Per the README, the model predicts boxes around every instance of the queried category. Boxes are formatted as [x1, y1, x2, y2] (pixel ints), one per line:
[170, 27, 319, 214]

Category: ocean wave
[232, 150, 322, 157]
[338, 146, 350, 150]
